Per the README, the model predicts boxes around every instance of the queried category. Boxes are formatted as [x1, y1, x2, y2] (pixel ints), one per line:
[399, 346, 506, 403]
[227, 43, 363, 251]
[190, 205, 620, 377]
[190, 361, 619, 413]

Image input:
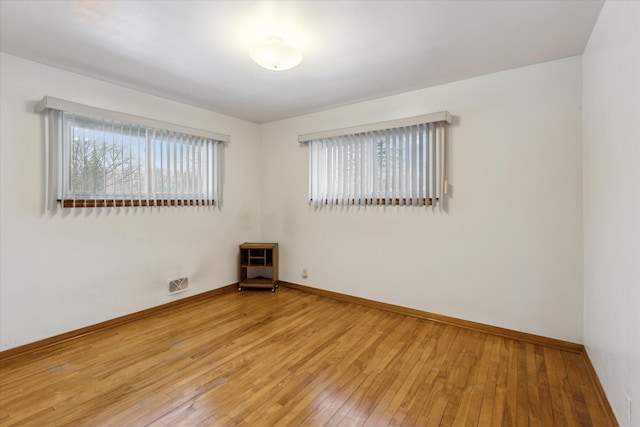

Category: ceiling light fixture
[250, 36, 303, 71]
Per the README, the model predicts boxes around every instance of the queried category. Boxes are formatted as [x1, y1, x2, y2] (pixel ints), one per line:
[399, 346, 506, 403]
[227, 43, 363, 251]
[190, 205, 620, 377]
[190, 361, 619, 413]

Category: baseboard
[0, 284, 237, 363]
[281, 281, 584, 353]
[582, 348, 620, 426]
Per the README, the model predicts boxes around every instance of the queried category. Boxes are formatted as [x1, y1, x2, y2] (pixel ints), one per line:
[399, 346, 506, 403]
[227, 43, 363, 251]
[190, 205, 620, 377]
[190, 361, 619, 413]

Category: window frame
[36, 96, 229, 210]
[302, 112, 451, 208]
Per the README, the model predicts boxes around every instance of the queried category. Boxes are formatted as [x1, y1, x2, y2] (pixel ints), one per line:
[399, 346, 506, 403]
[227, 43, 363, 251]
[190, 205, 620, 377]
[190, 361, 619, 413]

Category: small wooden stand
[238, 242, 279, 292]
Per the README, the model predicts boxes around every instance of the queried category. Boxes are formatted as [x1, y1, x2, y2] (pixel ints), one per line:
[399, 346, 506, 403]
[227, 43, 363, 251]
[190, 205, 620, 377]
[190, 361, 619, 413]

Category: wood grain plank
[534, 343, 554, 426]
[544, 346, 572, 427]
[490, 337, 510, 426]
[525, 342, 542, 426]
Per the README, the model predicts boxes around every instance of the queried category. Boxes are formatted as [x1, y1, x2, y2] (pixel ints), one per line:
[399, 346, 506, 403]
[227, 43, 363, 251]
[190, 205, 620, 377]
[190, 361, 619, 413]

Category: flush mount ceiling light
[250, 36, 303, 71]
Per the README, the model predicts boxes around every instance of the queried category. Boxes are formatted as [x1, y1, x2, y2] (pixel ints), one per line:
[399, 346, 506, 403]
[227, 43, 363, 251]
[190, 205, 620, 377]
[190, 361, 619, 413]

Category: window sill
[311, 198, 438, 206]
[59, 199, 215, 208]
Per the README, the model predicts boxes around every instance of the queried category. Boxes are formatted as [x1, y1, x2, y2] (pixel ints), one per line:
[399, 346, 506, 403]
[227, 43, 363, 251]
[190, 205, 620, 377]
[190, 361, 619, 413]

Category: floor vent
[169, 277, 189, 294]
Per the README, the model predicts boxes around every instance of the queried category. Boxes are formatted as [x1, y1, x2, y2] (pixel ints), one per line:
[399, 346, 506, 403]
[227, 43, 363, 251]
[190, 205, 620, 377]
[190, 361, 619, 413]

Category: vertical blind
[37, 97, 228, 209]
[304, 114, 450, 207]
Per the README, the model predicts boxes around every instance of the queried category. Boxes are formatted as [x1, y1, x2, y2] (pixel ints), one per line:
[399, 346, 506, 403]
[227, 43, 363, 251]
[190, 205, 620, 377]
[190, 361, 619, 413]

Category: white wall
[0, 54, 586, 349]
[0, 53, 262, 350]
[260, 57, 584, 343]
[583, 2, 640, 425]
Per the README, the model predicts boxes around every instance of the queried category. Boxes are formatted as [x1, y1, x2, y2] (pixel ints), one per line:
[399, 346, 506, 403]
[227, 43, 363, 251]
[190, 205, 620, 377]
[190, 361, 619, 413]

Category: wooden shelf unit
[238, 242, 279, 291]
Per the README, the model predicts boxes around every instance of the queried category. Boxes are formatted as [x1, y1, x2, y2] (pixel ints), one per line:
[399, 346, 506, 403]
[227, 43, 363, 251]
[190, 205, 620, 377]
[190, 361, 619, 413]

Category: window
[37, 97, 228, 209]
[301, 112, 450, 207]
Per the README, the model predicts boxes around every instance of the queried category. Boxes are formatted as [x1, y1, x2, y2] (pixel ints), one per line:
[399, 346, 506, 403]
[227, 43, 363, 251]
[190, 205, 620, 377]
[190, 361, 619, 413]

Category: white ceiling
[0, 1, 603, 123]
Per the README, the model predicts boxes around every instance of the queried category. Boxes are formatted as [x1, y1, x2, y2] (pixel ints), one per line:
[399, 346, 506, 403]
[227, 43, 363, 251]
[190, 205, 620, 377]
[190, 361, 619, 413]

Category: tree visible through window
[36, 96, 228, 210]
[307, 120, 448, 207]
[55, 111, 223, 208]
[68, 118, 146, 198]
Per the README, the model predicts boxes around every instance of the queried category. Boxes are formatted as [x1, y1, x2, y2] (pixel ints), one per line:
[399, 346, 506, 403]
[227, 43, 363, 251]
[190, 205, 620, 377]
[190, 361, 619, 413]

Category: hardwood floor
[0, 287, 613, 426]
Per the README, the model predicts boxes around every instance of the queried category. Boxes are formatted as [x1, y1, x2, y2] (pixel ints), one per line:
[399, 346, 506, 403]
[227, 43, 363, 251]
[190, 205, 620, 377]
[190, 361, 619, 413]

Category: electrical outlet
[625, 393, 632, 423]
[302, 268, 308, 279]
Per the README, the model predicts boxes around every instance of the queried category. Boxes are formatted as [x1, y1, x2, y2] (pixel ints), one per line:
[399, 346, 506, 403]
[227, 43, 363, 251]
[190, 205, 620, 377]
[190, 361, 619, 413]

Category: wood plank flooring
[0, 287, 613, 426]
